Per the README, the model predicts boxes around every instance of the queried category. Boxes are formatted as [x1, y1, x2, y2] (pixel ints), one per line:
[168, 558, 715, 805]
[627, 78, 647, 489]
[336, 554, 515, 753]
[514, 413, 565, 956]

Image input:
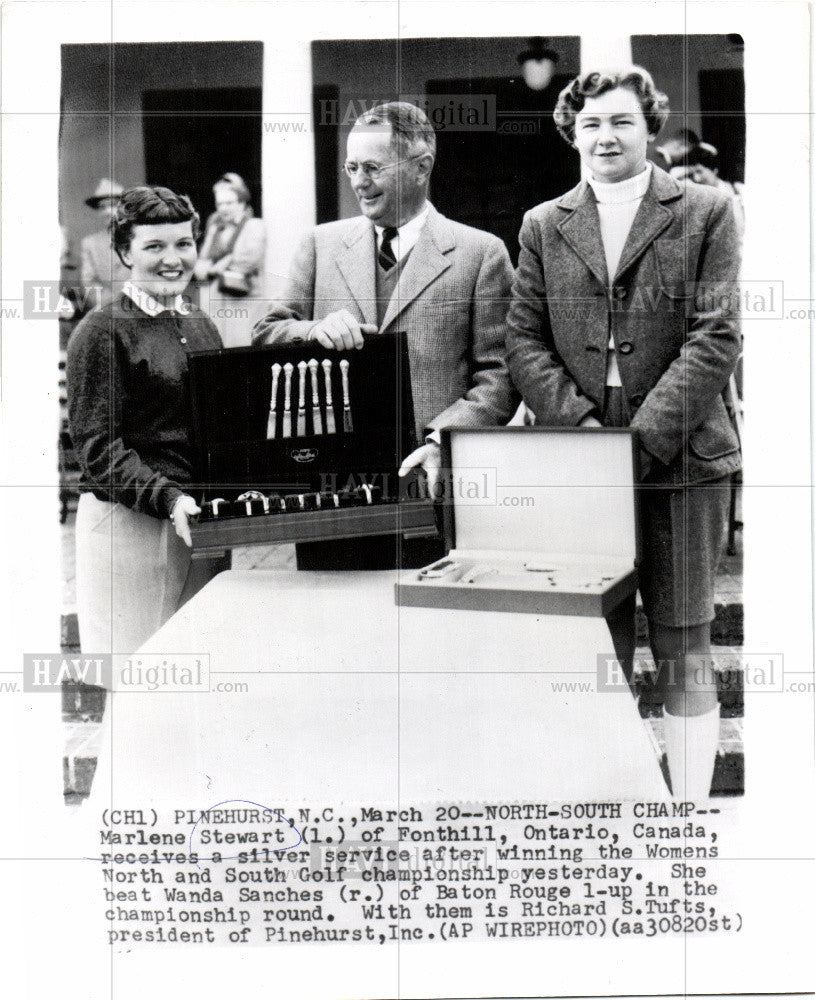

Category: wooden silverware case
[187, 333, 438, 551]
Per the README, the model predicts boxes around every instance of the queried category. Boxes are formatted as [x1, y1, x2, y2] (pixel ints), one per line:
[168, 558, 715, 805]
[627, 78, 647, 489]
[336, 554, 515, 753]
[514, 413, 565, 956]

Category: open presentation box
[187, 334, 438, 552]
[395, 426, 641, 617]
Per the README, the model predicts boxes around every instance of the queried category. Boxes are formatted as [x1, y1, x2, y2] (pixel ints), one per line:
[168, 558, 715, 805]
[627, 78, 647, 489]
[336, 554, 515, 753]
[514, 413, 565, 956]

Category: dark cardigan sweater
[67, 295, 222, 518]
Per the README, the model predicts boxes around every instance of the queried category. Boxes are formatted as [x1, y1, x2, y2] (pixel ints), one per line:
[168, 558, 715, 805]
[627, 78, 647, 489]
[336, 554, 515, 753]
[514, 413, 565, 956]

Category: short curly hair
[554, 66, 669, 145]
[111, 185, 201, 263]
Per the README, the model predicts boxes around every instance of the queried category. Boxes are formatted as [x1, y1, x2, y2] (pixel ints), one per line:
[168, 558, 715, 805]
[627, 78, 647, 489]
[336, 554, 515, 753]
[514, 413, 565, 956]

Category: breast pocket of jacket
[653, 232, 706, 303]
[411, 300, 470, 348]
[419, 297, 470, 321]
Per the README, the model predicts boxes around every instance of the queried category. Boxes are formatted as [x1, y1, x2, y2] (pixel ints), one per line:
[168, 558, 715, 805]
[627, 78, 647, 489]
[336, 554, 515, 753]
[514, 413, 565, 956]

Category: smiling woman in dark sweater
[67, 186, 226, 655]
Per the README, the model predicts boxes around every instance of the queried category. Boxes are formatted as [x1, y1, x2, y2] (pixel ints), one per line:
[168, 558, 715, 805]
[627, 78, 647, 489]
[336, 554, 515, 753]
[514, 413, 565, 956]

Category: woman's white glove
[170, 494, 201, 548]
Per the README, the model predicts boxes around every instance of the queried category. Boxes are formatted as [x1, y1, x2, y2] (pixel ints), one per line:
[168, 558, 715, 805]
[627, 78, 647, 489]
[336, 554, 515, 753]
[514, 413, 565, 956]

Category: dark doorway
[698, 69, 745, 184]
[142, 86, 263, 223]
[313, 84, 340, 223]
[427, 74, 579, 263]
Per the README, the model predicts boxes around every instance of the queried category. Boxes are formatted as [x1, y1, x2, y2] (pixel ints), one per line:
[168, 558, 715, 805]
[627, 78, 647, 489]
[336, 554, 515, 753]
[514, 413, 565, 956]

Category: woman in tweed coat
[506, 67, 741, 800]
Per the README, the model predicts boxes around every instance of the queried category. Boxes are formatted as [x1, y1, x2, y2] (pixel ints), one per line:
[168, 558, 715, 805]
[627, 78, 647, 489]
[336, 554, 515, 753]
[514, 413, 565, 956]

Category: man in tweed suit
[252, 101, 518, 568]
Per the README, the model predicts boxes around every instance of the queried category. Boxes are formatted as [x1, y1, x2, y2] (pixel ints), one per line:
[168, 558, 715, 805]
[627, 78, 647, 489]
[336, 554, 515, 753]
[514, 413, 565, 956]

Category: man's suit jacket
[506, 166, 742, 484]
[252, 204, 518, 440]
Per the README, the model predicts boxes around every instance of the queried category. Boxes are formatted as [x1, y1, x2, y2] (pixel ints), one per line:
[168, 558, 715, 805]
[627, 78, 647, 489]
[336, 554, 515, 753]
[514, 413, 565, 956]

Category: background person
[252, 101, 519, 569]
[68, 186, 228, 655]
[80, 177, 131, 311]
[194, 171, 266, 346]
[669, 141, 745, 241]
[651, 126, 699, 172]
[505, 67, 742, 801]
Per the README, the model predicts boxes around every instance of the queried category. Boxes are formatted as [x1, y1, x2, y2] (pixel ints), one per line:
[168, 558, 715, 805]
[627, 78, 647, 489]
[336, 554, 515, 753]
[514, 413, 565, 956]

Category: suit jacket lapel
[556, 184, 609, 287]
[380, 206, 453, 332]
[336, 220, 378, 326]
[614, 186, 674, 280]
[556, 168, 681, 285]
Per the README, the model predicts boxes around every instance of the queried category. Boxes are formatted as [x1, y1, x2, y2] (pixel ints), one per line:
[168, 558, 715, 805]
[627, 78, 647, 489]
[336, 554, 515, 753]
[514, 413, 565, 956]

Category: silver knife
[308, 358, 323, 435]
[339, 358, 353, 432]
[282, 362, 294, 438]
[266, 362, 282, 439]
[296, 360, 308, 437]
[322, 359, 336, 434]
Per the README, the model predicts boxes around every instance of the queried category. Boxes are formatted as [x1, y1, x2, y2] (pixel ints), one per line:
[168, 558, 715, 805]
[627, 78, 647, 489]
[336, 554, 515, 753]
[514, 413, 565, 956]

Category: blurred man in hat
[651, 127, 700, 172]
[81, 178, 130, 310]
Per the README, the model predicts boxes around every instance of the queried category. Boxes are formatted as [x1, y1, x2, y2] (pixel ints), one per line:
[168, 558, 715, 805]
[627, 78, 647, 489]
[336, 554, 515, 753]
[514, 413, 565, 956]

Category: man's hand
[308, 309, 377, 350]
[398, 441, 442, 498]
[578, 414, 603, 428]
[170, 494, 201, 548]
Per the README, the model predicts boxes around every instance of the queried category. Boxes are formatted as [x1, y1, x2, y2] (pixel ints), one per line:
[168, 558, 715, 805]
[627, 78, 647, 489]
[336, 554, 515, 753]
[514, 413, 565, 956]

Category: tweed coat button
[614, 286, 627, 299]
[630, 392, 645, 407]
[618, 341, 634, 355]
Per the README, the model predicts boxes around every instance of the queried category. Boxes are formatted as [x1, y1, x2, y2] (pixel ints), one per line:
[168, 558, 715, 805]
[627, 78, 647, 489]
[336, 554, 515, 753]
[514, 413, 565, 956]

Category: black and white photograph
[1, 1, 813, 998]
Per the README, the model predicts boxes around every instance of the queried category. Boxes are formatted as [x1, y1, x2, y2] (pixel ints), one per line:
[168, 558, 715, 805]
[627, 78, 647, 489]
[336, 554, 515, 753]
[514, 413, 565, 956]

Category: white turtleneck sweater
[586, 162, 652, 386]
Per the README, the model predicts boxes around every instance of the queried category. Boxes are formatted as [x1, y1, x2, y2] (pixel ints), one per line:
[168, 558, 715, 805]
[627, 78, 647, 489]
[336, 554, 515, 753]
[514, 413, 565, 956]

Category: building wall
[59, 35, 743, 292]
[312, 34, 742, 221]
[312, 36, 582, 220]
[59, 42, 262, 245]
[632, 34, 744, 138]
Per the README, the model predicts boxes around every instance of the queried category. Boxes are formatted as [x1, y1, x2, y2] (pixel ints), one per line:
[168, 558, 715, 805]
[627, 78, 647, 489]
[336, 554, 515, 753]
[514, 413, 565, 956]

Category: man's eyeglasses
[342, 155, 421, 180]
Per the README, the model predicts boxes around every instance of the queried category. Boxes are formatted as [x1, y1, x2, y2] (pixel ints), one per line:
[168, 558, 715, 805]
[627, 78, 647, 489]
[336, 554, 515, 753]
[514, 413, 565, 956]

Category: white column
[261, 41, 316, 299]
[580, 36, 633, 72]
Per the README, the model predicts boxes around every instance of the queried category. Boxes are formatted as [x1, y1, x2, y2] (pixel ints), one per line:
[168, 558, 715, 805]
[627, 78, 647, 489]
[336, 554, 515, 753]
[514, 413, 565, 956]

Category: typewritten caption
[96, 800, 741, 947]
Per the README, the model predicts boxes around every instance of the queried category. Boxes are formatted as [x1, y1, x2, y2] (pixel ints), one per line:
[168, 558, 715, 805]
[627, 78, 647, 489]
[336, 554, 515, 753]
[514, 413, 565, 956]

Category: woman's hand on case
[170, 494, 201, 548]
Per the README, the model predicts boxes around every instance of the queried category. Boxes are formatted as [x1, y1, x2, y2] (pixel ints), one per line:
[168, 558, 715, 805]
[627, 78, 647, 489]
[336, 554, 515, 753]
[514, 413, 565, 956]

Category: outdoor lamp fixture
[518, 37, 559, 90]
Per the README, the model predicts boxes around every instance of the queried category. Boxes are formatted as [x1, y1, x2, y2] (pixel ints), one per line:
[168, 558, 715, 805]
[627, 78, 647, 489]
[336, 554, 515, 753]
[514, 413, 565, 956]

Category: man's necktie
[378, 226, 399, 271]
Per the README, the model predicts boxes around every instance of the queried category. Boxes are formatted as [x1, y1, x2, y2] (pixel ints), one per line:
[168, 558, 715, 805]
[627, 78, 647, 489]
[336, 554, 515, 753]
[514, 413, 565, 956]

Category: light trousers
[75, 493, 227, 656]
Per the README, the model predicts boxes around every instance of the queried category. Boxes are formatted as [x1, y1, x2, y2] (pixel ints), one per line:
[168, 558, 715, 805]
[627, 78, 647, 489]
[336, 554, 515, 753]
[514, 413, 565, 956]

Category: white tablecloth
[90, 569, 666, 806]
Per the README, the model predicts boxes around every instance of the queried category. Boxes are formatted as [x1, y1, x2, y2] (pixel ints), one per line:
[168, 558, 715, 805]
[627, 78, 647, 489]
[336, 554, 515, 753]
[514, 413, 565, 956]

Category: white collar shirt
[122, 280, 191, 317]
[374, 203, 430, 263]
